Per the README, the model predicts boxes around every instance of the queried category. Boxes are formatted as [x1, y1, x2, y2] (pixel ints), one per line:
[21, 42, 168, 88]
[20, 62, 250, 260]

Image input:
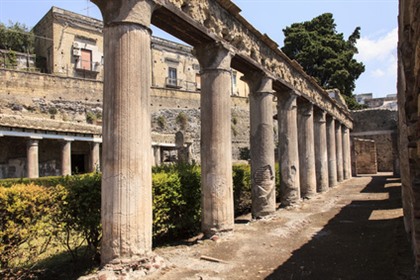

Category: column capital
[27, 139, 39, 146]
[298, 100, 313, 117]
[91, 0, 156, 27]
[335, 121, 342, 130]
[241, 71, 275, 94]
[193, 41, 234, 71]
[276, 90, 298, 110]
[314, 108, 327, 123]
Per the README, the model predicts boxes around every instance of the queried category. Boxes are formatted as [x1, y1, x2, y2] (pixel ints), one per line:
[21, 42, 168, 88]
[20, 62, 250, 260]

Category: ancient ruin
[398, 0, 420, 270]
[90, 0, 353, 266]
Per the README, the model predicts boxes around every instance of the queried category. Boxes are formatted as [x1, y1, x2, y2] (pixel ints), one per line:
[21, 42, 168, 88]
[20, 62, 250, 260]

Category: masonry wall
[351, 109, 398, 172]
[0, 69, 253, 169]
[352, 138, 377, 175]
[398, 0, 420, 268]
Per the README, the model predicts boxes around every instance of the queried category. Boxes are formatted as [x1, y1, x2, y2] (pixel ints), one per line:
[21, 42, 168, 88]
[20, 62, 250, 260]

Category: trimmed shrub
[233, 164, 252, 215]
[0, 184, 56, 269]
[152, 163, 201, 241]
[52, 173, 101, 261]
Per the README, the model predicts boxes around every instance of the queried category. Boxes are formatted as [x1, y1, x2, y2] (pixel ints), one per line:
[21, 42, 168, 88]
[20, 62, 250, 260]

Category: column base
[80, 254, 166, 280]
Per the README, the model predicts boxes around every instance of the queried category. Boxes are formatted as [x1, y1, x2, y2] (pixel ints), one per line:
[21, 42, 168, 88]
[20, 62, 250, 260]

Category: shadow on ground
[266, 175, 416, 280]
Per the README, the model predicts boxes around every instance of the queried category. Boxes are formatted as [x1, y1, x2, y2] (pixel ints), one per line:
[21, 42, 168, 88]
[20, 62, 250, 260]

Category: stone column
[277, 90, 300, 206]
[92, 0, 155, 265]
[336, 122, 344, 182]
[244, 73, 276, 218]
[61, 140, 72, 176]
[153, 146, 161, 166]
[27, 139, 39, 178]
[297, 100, 317, 198]
[194, 42, 234, 236]
[342, 127, 352, 180]
[89, 142, 100, 172]
[314, 109, 329, 192]
[326, 116, 337, 187]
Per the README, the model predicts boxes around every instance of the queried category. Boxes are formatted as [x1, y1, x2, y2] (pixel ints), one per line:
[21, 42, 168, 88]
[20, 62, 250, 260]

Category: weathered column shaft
[336, 122, 344, 182]
[153, 146, 161, 166]
[27, 139, 39, 178]
[314, 110, 329, 192]
[246, 73, 276, 218]
[195, 42, 234, 235]
[327, 116, 337, 187]
[277, 90, 300, 206]
[94, 0, 155, 265]
[298, 101, 317, 198]
[61, 141, 72, 176]
[342, 127, 352, 180]
[89, 142, 100, 172]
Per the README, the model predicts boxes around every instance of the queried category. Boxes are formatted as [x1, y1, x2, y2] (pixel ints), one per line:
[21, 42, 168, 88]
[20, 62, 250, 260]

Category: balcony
[75, 59, 102, 73]
[165, 77, 182, 89]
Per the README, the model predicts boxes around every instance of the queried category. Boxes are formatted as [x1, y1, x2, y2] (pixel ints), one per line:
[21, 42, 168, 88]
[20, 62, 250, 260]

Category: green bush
[0, 162, 278, 273]
[53, 173, 101, 261]
[0, 175, 64, 188]
[232, 164, 252, 215]
[152, 172, 183, 238]
[152, 164, 201, 241]
[0, 184, 56, 269]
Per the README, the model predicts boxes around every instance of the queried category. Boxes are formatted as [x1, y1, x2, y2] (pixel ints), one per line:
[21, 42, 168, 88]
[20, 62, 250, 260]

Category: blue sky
[0, 0, 398, 98]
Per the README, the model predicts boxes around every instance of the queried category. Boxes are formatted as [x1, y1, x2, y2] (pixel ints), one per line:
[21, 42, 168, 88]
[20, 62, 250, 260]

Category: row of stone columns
[244, 81, 352, 215]
[26, 138, 100, 178]
[94, 0, 352, 265]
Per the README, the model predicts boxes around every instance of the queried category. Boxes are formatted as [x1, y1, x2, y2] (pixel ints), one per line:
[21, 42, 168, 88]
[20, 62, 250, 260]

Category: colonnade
[25, 138, 100, 178]
[93, 0, 353, 266]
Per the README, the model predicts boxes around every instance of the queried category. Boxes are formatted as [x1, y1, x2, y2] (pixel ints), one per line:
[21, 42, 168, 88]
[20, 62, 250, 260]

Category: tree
[282, 13, 365, 109]
[0, 21, 34, 53]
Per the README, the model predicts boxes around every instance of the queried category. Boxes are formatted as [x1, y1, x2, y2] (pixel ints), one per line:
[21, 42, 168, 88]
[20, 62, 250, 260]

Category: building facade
[0, 6, 251, 179]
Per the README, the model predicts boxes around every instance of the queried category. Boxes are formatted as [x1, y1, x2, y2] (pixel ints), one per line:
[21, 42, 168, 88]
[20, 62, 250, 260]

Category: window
[167, 67, 178, 87]
[80, 49, 92, 71]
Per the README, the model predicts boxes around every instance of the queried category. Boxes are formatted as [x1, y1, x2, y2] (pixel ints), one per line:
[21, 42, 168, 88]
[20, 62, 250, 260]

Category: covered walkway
[148, 174, 415, 279]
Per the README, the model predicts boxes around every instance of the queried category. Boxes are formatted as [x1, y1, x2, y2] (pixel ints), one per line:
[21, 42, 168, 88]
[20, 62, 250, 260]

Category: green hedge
[0, 163, 281, 273]
[0, 184, 56, 269]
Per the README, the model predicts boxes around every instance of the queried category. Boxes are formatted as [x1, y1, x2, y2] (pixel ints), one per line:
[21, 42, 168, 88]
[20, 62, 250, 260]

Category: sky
[0, 0, 398, 98]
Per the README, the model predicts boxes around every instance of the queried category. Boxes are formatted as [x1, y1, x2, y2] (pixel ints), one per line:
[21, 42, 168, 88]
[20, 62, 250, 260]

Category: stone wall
[0, 69, 253, 168]
[398, 0, 420, 269]
[352, 138, 377, 175]
[351, 109, 398, 172]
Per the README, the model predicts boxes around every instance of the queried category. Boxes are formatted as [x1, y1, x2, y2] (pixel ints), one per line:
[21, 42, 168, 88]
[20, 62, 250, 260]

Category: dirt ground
[145, 173, 418, 280]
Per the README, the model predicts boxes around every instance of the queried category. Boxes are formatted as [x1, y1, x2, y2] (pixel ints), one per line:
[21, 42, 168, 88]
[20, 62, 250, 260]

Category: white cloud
[372, 69, 385, 78]
[354, 28, 398, 96]
[356, 28, 397, 62]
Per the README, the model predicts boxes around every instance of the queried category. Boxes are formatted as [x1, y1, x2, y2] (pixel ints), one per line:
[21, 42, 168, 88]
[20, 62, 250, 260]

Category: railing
[165, 77, 182, 88]
[165, 77, 199, 91]
[75, 59, 102, 73]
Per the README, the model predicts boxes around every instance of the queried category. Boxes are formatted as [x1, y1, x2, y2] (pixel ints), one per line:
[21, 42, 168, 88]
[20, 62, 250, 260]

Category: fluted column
[243, 72, 276, 218]
[92, 0, 155, 265]
[27, 139, 39, 178]
[277, 90, 300, 206]
[342, 127, 352, 180]
[314, 109, 329, 192]
[327, 116, 337, 187]
[61, 140, 72, 176]
[336, 122, 344, 182]
[298, 100, 316, 198]
[89, 142, 100, 172]
[194, 42, 234, 236]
